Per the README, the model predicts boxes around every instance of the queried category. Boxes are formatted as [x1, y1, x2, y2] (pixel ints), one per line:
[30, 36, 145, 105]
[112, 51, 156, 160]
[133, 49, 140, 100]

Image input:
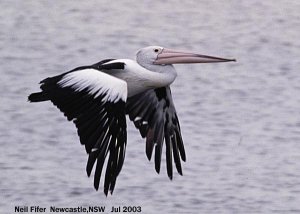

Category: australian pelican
[28, 46, 235, 195]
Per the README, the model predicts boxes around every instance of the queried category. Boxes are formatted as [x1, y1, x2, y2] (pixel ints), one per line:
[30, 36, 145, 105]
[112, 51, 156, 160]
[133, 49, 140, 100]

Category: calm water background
[1, 1, 300, 213]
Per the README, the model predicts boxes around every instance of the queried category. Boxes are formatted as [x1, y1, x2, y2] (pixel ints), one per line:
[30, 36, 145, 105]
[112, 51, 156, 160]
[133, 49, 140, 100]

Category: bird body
[100, 59, 177, 97]
[28, 46, 235, 195]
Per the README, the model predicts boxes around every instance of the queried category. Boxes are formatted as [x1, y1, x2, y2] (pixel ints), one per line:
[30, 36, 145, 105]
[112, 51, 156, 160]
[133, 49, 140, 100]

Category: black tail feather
[28, 92, 49, 102]
[28, 75, 62, 102]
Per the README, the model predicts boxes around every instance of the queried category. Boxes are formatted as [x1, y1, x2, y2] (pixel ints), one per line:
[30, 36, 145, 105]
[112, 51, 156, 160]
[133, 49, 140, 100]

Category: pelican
[28, 46, 235, 195]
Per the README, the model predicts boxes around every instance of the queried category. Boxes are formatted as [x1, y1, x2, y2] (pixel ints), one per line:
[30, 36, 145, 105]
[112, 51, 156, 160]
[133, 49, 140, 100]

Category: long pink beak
[154, 48, 236, 65]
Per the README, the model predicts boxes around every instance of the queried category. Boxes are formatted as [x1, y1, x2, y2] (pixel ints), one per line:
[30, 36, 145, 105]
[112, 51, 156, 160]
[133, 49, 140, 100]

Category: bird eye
[154, 48, 159, 53]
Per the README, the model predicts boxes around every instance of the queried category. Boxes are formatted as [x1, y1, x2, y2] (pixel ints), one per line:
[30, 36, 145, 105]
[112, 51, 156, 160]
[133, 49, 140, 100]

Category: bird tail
[28, 73, 65, 103]
[28, 91, 50, 102]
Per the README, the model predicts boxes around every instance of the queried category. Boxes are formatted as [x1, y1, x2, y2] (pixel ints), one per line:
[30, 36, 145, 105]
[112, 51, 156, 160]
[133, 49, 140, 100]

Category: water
[1, 1, 300, 213]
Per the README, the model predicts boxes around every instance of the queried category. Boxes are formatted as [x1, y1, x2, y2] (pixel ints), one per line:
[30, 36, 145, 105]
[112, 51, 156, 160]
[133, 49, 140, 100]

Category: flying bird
[28, 46, 235, 195]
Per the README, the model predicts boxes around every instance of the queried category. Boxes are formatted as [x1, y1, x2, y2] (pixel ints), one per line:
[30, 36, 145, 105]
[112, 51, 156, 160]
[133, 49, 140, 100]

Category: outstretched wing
[126, 87, 186, 179]
[29, 60, 127, 195]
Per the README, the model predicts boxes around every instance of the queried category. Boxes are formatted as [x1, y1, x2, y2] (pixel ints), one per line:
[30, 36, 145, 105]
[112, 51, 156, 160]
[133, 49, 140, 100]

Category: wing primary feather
[175, 129, 186, 161]
[154, 144, 162, 173]
[146, 126, 155, 160]
[104, 144, 116, 196]
[86, 150, 99, 177]
[93, 133, 111, 191]
[93, 153, 105, 190]
[116, 142, 125, 175]
[165, 135, 173, 180]
[108, 139, 119, 195]
[171, 135, 183, 175]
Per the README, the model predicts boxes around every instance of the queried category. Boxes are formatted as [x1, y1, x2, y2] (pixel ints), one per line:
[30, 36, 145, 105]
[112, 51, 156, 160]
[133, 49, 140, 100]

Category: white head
[136, 46, 165, 71]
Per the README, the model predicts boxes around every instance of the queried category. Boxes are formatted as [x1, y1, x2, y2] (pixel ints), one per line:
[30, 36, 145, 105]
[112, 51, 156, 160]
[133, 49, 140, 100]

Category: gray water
[1, 1, 300, 213]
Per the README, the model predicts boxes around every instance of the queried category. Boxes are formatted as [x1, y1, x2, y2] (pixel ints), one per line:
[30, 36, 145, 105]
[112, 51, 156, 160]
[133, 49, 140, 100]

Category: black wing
[126, 86, 186, 179]
[29, 60, 127, 195]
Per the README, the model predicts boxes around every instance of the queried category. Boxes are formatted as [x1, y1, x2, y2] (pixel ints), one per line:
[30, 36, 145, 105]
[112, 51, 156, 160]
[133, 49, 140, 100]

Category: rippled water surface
[1, 1, 300, 213]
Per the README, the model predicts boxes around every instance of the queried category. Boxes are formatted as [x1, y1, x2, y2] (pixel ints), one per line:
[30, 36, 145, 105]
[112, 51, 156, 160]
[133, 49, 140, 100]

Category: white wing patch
[58, 69, 127, 103]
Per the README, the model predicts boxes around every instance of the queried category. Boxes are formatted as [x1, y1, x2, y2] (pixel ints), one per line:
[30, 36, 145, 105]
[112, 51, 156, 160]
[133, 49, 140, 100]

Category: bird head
[136, 45, 235, 66]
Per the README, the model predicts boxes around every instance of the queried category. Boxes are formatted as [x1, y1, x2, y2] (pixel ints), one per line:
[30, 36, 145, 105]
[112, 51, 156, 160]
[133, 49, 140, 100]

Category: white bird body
[28, 46, 235, 195]
[101, 59, 177, 97]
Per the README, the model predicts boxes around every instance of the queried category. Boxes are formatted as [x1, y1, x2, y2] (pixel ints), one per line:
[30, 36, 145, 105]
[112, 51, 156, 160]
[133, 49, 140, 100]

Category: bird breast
[112, 59, 177, 97]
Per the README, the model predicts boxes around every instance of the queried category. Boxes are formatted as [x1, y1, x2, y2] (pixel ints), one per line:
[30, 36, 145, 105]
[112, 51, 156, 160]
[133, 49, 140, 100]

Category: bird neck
[138, 63, 177, 88]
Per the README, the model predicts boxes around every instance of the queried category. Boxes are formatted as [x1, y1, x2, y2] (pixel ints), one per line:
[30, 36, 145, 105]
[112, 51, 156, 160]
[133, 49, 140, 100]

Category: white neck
[110, 59, 177, 97]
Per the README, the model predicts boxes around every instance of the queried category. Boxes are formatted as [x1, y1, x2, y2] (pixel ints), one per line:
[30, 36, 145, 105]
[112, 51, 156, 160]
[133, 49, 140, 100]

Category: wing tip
[146, 152, 152, 161]
[155, 164, 160, 174]
[28, 92, 49, 102]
